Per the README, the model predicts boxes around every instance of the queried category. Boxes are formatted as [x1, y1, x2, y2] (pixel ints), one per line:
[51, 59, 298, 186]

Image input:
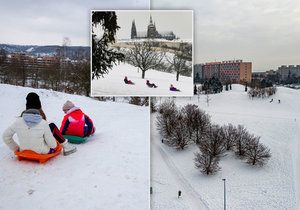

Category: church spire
[131, 19, 137, 39]
[149, 14, 153, 24]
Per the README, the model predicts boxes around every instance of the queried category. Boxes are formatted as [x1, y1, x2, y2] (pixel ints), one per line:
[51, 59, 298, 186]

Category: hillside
[92, 63, 193, 96]
[0, 84, 149, 210]
[151, 85, 300, 209]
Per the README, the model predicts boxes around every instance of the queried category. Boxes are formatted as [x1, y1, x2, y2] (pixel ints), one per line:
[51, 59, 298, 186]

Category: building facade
[201, 60, 252, 84]
[277, 65, 300, 80]
[131, 15, 176, 40]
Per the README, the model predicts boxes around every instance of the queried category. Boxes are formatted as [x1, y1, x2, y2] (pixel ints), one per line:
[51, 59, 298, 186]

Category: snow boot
[62, 140, 77, 156]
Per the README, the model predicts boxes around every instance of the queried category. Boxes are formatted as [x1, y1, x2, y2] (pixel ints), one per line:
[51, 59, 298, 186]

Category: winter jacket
[60, 107, 94, 137]
[170, 86, 179, 91]
[2, 109, 57, 154]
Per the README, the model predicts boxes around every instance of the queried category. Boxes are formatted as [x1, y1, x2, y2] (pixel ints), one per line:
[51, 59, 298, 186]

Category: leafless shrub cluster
[156, 100, 271, 175]
[157, 102, 211, 150]
[248, 86, 277, 99]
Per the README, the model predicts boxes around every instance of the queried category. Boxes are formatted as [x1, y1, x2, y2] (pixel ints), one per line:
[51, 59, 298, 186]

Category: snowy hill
[92, 63, 193, 96]
[151, 85, 300, 209]
[0, 84, 149, 210]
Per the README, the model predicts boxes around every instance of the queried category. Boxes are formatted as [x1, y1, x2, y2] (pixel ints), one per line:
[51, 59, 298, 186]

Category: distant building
[131, 15, 176, 40]
[277, 65, 300, 80]
[201, 60, 252, 84]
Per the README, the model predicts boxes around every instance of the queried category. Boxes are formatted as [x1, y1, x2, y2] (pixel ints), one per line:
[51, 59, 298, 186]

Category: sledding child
[124, 76, 134, 85]
[146, 80, 157, 88]
[170, 84, 180, 92]
[60, 100, 95, 138]
[2, 93, 76, 156]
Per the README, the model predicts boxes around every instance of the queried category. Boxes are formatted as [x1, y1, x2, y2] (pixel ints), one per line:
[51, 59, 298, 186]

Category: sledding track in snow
[153, 140, 210, 210]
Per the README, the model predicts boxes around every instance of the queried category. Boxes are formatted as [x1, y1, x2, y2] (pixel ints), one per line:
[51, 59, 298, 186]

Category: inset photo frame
[91, 10, 193, 96]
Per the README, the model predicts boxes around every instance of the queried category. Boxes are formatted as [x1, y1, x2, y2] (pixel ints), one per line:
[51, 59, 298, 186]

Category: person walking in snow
[278, 99, 281, 103]
[60, 101, 95, 138]
[146, 80, 157, 88]
[269, 98, 273, 103]
[170, 84, 180, 92]
[2, 93, 76, 156]
[124, 76, 134, 85]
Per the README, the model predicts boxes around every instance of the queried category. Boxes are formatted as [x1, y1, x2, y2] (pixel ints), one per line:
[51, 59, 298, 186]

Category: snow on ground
[0, 84, 150, 210]
[151, 85, 300, 209]
[92, 63, 193, 96]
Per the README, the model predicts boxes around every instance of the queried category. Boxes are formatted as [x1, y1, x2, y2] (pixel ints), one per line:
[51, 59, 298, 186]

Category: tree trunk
[142, 70, 145, 79]
[176, 72, 179, 81]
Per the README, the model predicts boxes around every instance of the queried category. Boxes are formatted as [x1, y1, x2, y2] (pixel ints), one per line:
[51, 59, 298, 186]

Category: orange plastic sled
[15, 142, 62, 164]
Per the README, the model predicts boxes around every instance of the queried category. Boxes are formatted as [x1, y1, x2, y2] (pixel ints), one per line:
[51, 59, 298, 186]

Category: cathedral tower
[131, 20, 137, 39]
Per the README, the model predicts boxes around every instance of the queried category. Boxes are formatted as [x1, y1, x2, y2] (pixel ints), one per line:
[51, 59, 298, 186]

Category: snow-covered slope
[151, 85, 300, 209]
[92, 63, 193, 96]
[0, 84, 150, 210]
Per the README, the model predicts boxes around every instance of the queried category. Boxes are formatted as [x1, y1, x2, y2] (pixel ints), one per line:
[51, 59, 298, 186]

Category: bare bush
[156, 100, 178, 139]
[223, 124, 238, 150]
[181, 104, 199, 140]
[194, 152, 220, 175]
[166, 112, 190, 150]
[199, 124, 226, 158]
[245, 136, 271, 166]
[233, 125, 251, 158]
[192, 109, 211, 144]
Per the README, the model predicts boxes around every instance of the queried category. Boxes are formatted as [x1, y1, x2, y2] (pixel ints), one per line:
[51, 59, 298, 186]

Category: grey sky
[0, 0, 149, 46]
[152, 0, 300, 71]
[114, 10, 193, 40]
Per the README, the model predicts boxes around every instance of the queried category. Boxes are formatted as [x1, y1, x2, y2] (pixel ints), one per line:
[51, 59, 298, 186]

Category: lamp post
[222, 178, 226, 210]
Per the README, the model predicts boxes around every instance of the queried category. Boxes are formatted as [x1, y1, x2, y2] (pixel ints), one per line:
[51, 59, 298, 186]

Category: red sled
[15, 142, 62, 164]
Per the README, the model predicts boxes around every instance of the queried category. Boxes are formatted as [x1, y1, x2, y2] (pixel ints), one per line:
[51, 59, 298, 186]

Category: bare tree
[167, 112, 190, 150]
[199, 124, 226, 158]
[194, 152, 220, 175]
[206, 94, 211, 107]
[126, 41, 165, 79]
[182, 104, 199, 140]
[166, 51, 192, 81]
[245, 136, 271, 166]
[234, 125, 250, 158]
[192, 109, 211, 144]
[223, 124, 238, 151]
[156, 100, 178, 139]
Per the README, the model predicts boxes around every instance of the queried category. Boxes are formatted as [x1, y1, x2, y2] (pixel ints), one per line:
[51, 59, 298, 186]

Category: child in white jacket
[3, 109, 57, 154]
[3, 92, 76, 156]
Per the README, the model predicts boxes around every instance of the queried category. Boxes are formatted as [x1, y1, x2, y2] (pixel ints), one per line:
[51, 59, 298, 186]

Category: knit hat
[63, 100, 75, 112]
[26, 92, 41, 110]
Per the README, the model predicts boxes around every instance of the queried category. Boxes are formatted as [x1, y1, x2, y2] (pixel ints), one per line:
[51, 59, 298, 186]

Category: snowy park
[0, 84, 150, 210]
[151, 85, 300, 209]
[92, 62, 193, 96]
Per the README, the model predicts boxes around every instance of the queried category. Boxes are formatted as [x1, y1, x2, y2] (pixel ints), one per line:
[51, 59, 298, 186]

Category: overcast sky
[152, 0, 300, 71]
[0, 0, 149, 46]
[114, 10, 192, 40]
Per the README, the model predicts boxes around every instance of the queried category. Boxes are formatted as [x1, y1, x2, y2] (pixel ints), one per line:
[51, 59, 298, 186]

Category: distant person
[146, 80, 157, 88]
[124, 76, 134, 85]
[170, 84, 180, 92]
[60, 101, 95, 138]
[269, 98, 273, 103]
[278, 99, 281, 103]
[2, 92, 76, 156]
[178, 190, 182, 198]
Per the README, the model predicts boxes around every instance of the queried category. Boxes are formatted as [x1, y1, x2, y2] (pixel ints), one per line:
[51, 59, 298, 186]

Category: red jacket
[60, 108, 94, 137]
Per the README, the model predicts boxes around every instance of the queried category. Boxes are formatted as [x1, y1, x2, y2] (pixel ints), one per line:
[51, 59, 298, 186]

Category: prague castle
[131, 15, 176, 40]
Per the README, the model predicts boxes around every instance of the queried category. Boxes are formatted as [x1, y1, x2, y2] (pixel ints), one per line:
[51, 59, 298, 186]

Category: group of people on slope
[2, 92, 95, 156]
[124, 76, 180, 91]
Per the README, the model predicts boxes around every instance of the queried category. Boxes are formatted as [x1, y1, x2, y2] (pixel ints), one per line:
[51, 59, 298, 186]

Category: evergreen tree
[92, 11, 125, 79]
